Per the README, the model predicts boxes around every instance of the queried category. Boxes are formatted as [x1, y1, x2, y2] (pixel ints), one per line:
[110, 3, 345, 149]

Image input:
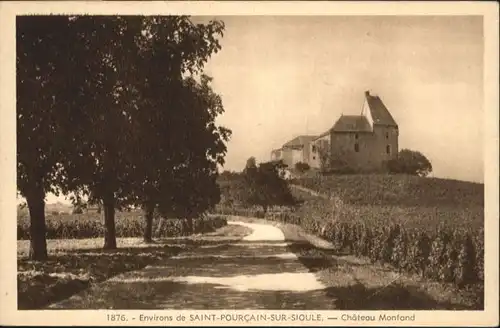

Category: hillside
[290, 174, 484, 232]
[293, 174, 484, 208]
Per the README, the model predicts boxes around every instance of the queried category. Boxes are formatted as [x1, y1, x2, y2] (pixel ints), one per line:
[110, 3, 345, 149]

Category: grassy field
[291, 174, 484, 233]
[17, 212, 230, 309]
[218, 173, 484, 232]
[216, 173, 484, 290]
[17, 210, 227, 240]
[293, 174, 483, 207]
[18, 238, 185, 309]
[231, 216, 483, 310]
[287, 175, 484, 289]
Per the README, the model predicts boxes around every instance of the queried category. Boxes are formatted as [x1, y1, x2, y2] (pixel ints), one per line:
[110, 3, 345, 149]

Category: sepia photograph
[1, 1, 498, 326]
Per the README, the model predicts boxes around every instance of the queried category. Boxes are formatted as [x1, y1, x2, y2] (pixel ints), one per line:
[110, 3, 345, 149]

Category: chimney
[365, 90, 370, 97]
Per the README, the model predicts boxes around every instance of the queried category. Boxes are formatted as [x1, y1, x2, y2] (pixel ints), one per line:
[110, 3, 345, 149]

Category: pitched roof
[366, 92, 398, 127]
[282, 135, 317, 149]
[313, 129, 331, 140]
[331, 115, 372, 133]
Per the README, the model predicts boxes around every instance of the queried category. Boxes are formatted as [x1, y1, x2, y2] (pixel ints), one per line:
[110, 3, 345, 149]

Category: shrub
[407, 231, 431, 277]
[440, 232, 460, 283]
[380, 225, 400, 263]
[427, 228, 450, 281]
[358, 224, 372, 257]
[454, 232, 477, 287]
[352, 223, 364, 256]
[321, 161, 357, 175]
[391, 227, 409, 271]
[367, 226, 383, 263]
[474, 231, 484, 283]
[17, 212, 227, 240]
[319, 221, 332, 239]
[295, 162, 310, 173]
[385, 149, 432, 177]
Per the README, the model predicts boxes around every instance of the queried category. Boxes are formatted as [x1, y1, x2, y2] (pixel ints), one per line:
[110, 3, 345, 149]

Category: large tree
[54, 16, 144, 249]
[124, 18, 229, 242]
[17, 16, 86, 260]
[241, 159, 297, 214]
[151, 75, 231, 239]
[17, 15, 229, 258]
[59, 16, 228, 248]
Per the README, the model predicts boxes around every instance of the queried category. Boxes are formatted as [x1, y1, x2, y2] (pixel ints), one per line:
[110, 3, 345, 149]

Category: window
[386, 132, 389, 139]
[313, 156, 316, 160]
[312, 145, 317, 153]
[355, 133, 359, 140]
[386, 145, 391, 154]
[354, 143, 360, 152]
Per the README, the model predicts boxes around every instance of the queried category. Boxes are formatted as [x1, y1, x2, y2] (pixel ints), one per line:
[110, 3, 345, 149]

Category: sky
[201, 15, 484, 183]
[34, 15, 485, 205]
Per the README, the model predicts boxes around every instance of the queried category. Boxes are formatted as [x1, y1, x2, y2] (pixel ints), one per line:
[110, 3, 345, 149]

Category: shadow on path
[48, 239, 335, 310]
[18, 245, 186, 310]
[44, 220, 479, 311]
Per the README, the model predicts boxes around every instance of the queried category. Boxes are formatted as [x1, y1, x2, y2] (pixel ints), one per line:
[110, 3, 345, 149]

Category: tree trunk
[102, 192, 117, 249]
[155, 217, 165, 238]
[185, 217, 194, 235]
[26, 181, 48, 261]
[143, 204, 154, 243]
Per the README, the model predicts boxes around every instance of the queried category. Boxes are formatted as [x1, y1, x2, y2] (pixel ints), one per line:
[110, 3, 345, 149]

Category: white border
[0, 1, 498, 326]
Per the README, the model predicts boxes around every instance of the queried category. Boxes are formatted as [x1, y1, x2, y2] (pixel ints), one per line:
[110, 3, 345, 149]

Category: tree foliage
[294, 162, 310, 173]
[386, 149, 433, 177]
[17, 16, 83, 260]
[241, 158, 297, 213]
[128, 36, 230, 241]
[17, 15, 230, 258]
[217, 171, 247, 207]
[244, 157, 257, 171]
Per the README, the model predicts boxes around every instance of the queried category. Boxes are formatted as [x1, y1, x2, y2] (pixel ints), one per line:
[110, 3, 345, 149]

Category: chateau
[271, 91, 399, 172]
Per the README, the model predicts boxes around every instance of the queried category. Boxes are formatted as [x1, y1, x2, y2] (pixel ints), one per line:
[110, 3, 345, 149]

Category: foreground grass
[18, 220, 243, 310]
[231, 216, 483, 310]
[36, 223, 254, 310]
[17, 238, 187, 310]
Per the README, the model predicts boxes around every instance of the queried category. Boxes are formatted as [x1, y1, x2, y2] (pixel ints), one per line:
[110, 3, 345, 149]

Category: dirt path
[48, 220, 338, 309]
[46, 218, 478, 310]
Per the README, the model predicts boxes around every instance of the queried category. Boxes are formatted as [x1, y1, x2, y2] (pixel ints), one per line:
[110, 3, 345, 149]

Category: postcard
[0, 1, 498, 326]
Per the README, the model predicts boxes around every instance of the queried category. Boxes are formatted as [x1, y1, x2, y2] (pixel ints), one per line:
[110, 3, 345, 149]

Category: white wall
[361, 99, 374, 129]
[291, 149, 303, 166]
[309, 135, 330, 169]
